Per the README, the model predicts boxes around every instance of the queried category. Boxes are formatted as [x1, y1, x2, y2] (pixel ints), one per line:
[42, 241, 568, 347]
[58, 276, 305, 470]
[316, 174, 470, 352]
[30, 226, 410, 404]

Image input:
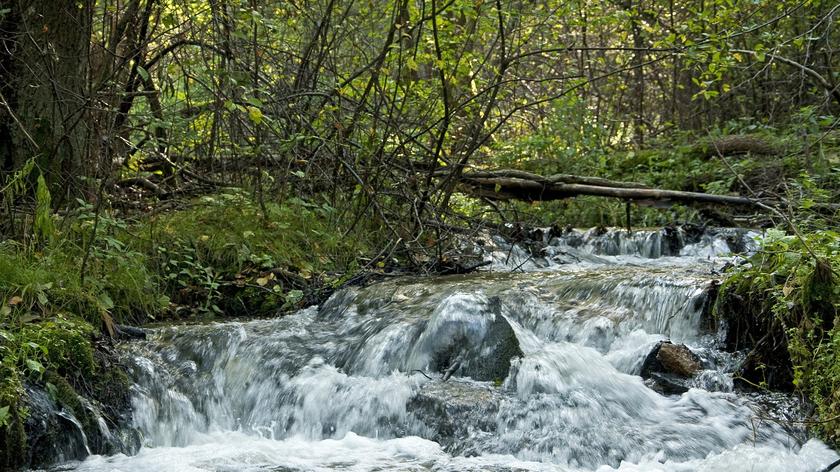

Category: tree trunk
[0, 0, 91, 200]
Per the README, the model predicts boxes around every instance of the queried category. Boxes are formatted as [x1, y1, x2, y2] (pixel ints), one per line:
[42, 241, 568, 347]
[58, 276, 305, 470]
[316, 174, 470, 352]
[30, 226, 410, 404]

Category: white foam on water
[68, 432, 837, 472]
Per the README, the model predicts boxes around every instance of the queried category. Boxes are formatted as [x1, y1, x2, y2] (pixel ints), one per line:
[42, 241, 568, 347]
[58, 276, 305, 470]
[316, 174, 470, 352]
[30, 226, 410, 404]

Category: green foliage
[0, 240, 161, 327]
[68, 202, 167, 322]
[138, 189, 369, 316]
[20, 319, 96, 380]
[719, 230, 840, 443]
[0, 158, 35, 199]
[468, 117, 839, 228]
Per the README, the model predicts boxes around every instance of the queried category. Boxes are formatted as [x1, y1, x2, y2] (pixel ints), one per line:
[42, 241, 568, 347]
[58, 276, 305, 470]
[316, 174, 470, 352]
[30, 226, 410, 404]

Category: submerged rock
[407, 379, 501, 451]
[433, 297, 524, 382]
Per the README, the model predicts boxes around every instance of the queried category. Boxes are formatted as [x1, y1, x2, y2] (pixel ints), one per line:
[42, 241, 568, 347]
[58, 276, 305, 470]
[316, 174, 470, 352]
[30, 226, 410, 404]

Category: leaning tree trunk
[0, 0, 91, 201]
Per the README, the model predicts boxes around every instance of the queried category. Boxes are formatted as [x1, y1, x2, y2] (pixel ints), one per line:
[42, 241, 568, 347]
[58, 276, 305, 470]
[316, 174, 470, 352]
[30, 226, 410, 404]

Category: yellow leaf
[256, 277, 269, 286]
[247, 106, 263, 125]
[9, 296, 23, 306]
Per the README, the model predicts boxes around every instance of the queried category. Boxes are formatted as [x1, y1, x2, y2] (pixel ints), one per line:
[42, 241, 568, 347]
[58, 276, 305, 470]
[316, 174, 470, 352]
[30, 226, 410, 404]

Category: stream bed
[55, 227, 840, 471]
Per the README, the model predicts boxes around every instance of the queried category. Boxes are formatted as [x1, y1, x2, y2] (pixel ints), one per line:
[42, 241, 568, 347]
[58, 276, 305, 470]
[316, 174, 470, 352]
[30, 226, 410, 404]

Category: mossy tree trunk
[0, 0, 91, 202]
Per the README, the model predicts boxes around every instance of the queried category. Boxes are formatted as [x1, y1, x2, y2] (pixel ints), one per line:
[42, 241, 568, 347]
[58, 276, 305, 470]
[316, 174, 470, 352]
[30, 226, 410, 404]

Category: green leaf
[26, 359, 45, 374]
[45, 382, 58, 402]
[98, 292, 115, 310]
[286, 289, 304, 304]
[137, 65, 150, 82]
[0, 405, 9, 427]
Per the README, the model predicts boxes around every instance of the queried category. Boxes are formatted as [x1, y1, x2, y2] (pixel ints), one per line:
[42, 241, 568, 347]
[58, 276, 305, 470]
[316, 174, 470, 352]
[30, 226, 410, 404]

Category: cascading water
[64, 227, 839, 471]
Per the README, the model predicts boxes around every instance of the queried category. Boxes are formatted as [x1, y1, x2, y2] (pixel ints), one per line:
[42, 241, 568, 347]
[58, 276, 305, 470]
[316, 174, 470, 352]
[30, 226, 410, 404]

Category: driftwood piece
[451, 169, 760, 208]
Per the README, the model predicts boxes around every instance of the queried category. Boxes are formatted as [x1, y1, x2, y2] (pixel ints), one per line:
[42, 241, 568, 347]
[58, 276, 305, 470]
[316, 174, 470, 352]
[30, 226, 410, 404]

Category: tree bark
[0, 0, 91, 198]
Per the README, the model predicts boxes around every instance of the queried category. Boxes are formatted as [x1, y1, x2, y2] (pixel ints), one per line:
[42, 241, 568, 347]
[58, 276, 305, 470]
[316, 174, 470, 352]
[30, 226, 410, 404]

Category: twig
[0, 90, 40, 151]
[412, 369, 433, 380]
[821, 458, 840, 472]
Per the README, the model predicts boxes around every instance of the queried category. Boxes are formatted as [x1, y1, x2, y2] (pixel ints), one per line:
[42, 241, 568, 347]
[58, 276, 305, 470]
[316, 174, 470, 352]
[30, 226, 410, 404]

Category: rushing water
[61, 227, 839, 471]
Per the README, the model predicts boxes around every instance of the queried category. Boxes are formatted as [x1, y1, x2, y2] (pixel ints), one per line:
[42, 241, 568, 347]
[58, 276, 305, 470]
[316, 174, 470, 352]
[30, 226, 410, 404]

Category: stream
[57, 227, 840, 471]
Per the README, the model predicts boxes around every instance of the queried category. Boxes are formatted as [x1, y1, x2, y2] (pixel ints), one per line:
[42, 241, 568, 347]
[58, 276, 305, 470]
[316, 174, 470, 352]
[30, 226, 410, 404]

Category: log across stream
[451, 169, 759, 207]
[52, 227, 839, 472]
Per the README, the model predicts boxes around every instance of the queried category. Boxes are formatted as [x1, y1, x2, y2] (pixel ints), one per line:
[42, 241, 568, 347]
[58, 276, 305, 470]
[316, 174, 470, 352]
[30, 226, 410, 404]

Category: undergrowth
[135, 190, 372, 317]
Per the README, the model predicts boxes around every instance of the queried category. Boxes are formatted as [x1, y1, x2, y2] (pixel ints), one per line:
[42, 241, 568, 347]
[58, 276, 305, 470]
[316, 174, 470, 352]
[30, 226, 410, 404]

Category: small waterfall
[68, 227, 838, 472]
[483, 225, 757, 270]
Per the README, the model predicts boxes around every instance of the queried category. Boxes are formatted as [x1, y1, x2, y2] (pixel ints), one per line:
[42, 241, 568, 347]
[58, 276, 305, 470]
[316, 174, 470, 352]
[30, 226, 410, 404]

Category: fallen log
[437, 168, 649, 189]
[691, 134, 778, 159]
[455, 170, 759, 207]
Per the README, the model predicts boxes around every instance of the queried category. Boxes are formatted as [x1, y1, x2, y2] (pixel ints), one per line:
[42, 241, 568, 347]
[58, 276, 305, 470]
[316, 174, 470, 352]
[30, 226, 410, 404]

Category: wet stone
[439, 297, 524, 382]
[406, 379, 502, 451]
[641, 341, 704, 394]
[657, 342, 702, 377]
[24, 385, 90, 467]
